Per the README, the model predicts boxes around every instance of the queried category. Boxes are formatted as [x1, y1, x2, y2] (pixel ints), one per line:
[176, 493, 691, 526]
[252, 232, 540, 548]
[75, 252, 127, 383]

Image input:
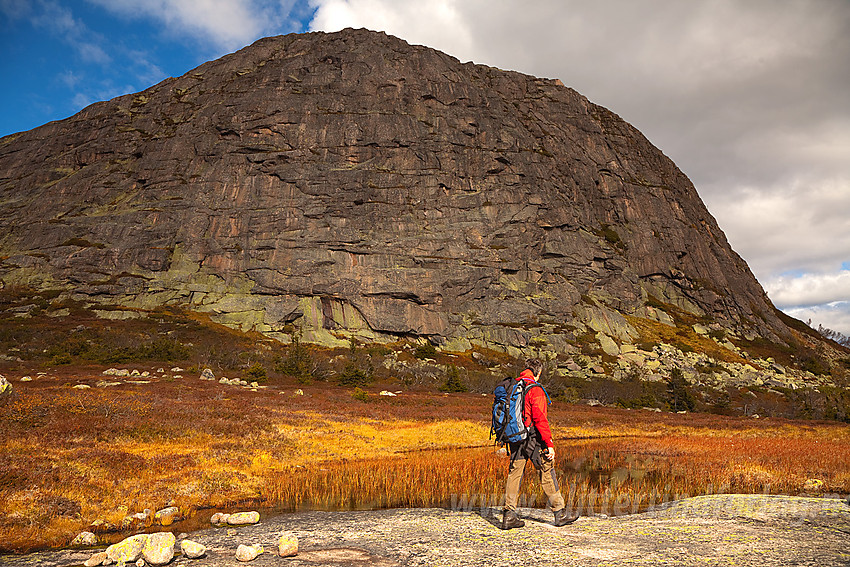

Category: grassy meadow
[1, 289, 849, 553]
[2, 372, 849, 553]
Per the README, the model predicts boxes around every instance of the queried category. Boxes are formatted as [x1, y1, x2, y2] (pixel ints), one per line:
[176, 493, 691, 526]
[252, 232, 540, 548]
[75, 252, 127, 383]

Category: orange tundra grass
[1, 376, 849, 552]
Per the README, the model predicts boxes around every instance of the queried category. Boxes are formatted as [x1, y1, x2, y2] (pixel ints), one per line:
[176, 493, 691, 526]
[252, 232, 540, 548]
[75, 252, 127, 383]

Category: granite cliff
[0, 29, 803, 355]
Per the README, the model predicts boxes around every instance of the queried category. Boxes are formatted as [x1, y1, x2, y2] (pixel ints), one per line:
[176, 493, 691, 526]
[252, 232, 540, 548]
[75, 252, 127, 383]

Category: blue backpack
[491, 377, 548, 444]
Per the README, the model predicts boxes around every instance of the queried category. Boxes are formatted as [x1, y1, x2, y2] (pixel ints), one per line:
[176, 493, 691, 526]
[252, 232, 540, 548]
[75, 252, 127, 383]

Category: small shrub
[50, 352, 72, 366]
[275, 334, 319, 384]
[439, 365, 468, 393]
[352, 387, 369, 402]
[708, 329, 726, 341]
[414, 343, 437, 360]
[798, 354, 829, 376]
[595, 223, 625, 251]
[366, 344, 392, 357]
[666, 367, 696, 412]
[246, 363, 267, 383]
[339, 362, 372, 387]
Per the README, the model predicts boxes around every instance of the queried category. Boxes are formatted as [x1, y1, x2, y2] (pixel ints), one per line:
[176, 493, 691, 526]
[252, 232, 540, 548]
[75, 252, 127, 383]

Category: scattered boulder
[180, 539, 207, 558]
[210, 512, 230, 525]
[142, 531, 175, 565]
[20, 376, 32, 382]
[96, 381, 122, 388]
[71, 531, 97, 546]
[236, 543, 264, 562]
[89, 519, 118, 533]
[83, 551, 108, 567]
[227, 511, 260, 525]
[278, 532, 298, 557]
[597, 332, 620, 357]
[154, 506, 180, 526]
[106, 534, 148, 564]
[201, 368, 215, 380]
[379, 390, 397, 397]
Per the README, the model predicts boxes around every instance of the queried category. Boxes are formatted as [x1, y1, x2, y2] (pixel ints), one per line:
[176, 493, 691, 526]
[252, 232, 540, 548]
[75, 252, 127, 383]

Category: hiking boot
[500, 510, 525, 530]
[553, 507, 579, 526]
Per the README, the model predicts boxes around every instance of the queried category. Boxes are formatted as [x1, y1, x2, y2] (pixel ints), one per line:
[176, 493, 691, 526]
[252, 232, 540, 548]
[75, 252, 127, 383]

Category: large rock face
[0, 28, 790, 351]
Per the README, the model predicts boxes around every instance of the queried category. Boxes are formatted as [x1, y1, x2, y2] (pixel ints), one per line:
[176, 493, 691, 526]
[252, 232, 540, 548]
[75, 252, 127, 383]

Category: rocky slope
[0, 28, 813, 357]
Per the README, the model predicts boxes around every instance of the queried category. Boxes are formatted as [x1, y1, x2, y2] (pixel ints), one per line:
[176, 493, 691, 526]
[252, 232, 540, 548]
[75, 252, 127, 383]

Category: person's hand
[544, 446, 555, 461]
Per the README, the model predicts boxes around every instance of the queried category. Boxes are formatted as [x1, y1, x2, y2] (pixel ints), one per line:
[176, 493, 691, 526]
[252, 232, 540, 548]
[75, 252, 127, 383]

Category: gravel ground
[5, 495, 849, 567]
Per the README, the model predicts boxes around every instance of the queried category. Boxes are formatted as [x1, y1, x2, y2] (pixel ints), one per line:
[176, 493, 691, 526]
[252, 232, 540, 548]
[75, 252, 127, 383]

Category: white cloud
[87, 0, 293, 53]
[703, 176, 850, 279]
[309, 0, 474, 57]
[765, 271, 850, 309]
[57, 69, 82, 89]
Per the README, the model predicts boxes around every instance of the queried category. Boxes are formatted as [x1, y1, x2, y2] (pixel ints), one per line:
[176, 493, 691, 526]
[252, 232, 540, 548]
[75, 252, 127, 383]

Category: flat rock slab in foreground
[7, 495, 849, 567]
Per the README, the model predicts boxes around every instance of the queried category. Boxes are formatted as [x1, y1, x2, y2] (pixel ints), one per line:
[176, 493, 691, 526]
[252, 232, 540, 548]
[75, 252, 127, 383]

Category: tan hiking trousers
[504, 454, 565, 512]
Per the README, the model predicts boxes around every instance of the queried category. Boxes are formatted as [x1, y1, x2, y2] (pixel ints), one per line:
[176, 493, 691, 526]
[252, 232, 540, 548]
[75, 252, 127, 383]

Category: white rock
[96, 381, 122, 388]
[135, 559, 145, 567]
[20, 376, 33, 382]
[130, 370, 141, 376]
[379, 390, 397, 396]
[154, 506, 179, 526]
[277, 532, 298, 557]
[170, 367, 184, 372]
[173, 375, 183, 379]
[210, 512, 230, 525]
[236, 543, 263, 562]
[180, 539, 206, 558]
[116, 369, 130, 377]
[226, 511, 260, 525]
[142, 532, 175, 565]
[141, 371, 150, 377]
[156, 368, 165, 373]
[106, 534, 149, 564]
[219, 378, 229, 384]
[71, 531, 98, 546]
[294, 389, 304, 396]
[250, 381, 259, 388]
[201, 368, 215, 380]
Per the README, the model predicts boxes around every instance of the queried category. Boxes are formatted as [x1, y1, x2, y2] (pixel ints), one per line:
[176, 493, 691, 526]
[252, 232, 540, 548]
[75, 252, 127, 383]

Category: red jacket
[517, 369, 553, 448]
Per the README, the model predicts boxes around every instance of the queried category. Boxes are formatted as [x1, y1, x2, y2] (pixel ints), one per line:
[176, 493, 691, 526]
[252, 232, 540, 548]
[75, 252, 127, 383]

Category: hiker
[500, 357, 579, 529]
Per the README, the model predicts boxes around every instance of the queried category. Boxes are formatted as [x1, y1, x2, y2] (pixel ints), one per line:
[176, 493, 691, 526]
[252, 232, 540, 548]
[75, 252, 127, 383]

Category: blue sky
[0, 1, 315, 135]
[2, 0, 849, 336]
